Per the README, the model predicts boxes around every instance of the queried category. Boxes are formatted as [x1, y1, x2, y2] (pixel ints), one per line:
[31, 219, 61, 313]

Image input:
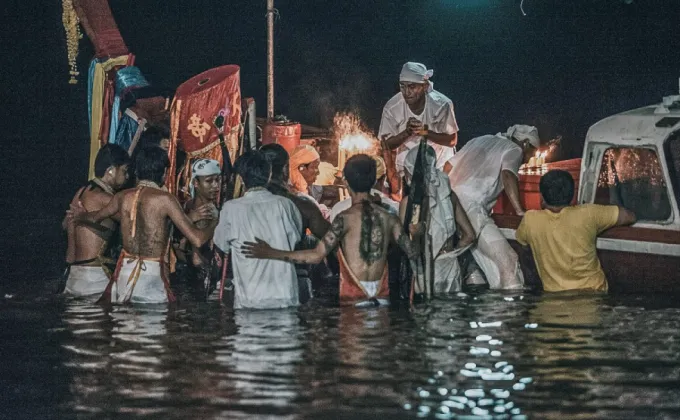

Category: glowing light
[333, 112, 379, 170]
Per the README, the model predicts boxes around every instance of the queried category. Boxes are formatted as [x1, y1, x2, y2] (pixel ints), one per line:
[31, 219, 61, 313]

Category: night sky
[2, 0, 680, 282]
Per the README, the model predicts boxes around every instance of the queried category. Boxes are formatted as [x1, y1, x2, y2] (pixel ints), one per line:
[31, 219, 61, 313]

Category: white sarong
[64, 265, 110, 297]
[111, 258, 169, 304]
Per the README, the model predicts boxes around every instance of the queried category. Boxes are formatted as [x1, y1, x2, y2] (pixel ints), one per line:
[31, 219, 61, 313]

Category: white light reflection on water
[4, 288, 680, 419]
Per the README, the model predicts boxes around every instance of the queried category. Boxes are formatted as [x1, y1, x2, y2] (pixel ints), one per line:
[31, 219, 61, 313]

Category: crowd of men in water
[61, 62, 638, 308]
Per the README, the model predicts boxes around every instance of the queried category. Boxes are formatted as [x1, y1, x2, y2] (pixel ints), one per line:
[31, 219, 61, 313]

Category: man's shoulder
[383, 93, 405, 111]
[427, 90, 453, 107]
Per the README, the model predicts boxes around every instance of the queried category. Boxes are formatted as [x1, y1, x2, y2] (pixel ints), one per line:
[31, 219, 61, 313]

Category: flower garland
[61, 0, 82, 84]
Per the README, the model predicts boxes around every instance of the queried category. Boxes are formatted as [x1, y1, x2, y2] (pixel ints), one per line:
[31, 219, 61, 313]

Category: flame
[333, 112, 378, 154]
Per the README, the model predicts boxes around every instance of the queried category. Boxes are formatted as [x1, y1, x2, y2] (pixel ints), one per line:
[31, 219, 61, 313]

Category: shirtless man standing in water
[70, 147, 215, 304]
[242, 154, 422, 306]
[62, 144, 131, 296]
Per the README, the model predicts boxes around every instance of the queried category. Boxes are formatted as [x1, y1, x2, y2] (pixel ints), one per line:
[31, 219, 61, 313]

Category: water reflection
[3, 290, 680, 419]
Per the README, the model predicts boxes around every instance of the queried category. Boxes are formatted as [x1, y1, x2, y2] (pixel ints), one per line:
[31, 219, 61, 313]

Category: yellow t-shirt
[515, 204, 619, 292]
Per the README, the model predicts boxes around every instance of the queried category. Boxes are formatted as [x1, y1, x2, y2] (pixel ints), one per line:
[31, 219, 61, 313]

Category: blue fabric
[114, 113, 139, 152]
[87, 59, 99, 134]
[109, 67, 149, 145]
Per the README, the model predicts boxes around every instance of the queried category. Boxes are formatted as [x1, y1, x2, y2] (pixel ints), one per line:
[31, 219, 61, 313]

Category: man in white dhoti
[330, 156, 399, 222]
[213, 151, 303, 309]
[379, 62, 460, 189]
[62, 144, 131, 297]
[448, 125, 540, 289]
[401, 145, 476, 294]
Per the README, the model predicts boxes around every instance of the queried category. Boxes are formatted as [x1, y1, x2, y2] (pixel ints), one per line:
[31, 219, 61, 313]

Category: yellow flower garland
[62, 0, 82, 84]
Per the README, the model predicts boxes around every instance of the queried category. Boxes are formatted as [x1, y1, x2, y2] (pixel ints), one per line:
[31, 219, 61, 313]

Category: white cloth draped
[448, 134, 525, 289]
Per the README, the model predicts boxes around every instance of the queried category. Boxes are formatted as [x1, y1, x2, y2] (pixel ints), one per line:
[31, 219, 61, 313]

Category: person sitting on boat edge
[260, 143, 331, 303]
[401, 144, 476, 295]
[330, 155, 399, 222]
[61, 144, 131, 297]
[516, 170, 637, 292]
[69, 147, 215, 304]
[213, 150, 304, 309]
[241, 154, 424, 307]
[173, 159, 223, 300]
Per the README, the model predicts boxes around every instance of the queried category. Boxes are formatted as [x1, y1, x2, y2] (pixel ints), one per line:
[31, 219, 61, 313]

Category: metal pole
[266, 0, 274, 120]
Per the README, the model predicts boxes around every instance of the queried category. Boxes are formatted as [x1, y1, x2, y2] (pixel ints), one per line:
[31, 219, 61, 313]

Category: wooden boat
[493, 97, 680, 293]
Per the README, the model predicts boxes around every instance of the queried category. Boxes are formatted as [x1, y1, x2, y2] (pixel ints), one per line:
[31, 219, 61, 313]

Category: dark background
[1, 0, 679, 286]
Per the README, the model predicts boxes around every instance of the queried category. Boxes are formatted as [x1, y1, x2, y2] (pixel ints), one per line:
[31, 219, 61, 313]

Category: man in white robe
[448, 125, 540, 290]
[379, 62, 460, 182]
[401, 145, 475, 295]
[213, 151, 303, 309]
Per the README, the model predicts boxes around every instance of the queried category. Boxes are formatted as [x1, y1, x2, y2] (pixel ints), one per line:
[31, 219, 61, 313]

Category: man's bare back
[64, 185, 117, 263]
[335, 202, 401, 282]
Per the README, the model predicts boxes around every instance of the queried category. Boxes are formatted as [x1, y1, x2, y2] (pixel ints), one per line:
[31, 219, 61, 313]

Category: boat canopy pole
[266, 0, 275, 120]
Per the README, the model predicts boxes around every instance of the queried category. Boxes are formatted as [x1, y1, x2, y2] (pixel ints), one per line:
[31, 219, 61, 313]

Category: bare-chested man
[70, 147, 215, 304]
[61, 144, 131, 296]
[175, 158, 222, 299]
[242, 154, 422, 307]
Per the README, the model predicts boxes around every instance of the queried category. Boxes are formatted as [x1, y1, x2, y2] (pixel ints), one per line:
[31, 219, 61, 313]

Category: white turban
[400, 62, 434, 93]
[505, 125, 540, 149]
[190, 158, 221, 198]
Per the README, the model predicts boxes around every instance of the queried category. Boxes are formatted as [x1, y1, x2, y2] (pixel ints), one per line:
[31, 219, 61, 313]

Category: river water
[2, 288, 680, 420]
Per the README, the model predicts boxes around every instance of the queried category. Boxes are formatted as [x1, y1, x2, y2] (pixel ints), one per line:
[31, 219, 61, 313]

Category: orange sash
[337, 249, 389, 306]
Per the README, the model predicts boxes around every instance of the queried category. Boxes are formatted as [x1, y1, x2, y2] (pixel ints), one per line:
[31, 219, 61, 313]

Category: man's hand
[188, 204, 217, 223]
[67, 201, 86, 222]
[408, 222, 425, 237]
[406, 117, 424, 136]
[241, 238, 276, 259]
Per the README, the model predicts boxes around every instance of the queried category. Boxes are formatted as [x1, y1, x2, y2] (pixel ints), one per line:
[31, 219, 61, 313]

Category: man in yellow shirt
[516, 170, 636, 292]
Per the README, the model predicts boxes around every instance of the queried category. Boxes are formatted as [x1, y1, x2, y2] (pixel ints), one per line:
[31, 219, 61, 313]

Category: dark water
[3, 289, 680, 420]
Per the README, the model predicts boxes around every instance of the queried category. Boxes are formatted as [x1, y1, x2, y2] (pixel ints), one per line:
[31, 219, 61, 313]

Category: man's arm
[425, 131, 457, 148]
[299, 199, 330, 239]
[70, 191, 122, 224]
[242, 214, 345, 264]
[62, 188, 84, 230]
[501, 169, 525, 217]
[164, 195, 215, 249]
[450, 192, 475, 248]
[615, 207, 637, 226]
[390, 215, 421, 260]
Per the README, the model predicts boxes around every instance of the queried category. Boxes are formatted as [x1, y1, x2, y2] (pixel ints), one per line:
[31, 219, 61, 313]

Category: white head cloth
[190, 158, 221, 198]
[504, 125, 540, 149]
[404, 145, 456, 256]
[400, 62, 434, 93]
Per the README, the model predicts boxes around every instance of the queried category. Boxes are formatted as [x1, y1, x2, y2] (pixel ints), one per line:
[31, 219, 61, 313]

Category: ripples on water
[2, 290, 680, 419]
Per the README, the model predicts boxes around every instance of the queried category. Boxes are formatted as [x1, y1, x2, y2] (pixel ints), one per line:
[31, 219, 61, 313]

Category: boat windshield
[595, 147, 672, 222]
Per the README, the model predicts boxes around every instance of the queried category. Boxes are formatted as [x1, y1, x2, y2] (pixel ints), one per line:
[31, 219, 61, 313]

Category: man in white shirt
[330, 156, 399, 222]
[379, 62, 460, 184]
[448, 125, 539, 290]
[213, 151, 303, 309]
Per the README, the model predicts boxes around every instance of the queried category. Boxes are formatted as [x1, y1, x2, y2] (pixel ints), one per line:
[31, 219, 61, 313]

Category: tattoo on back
[359, 202, 385, 263]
